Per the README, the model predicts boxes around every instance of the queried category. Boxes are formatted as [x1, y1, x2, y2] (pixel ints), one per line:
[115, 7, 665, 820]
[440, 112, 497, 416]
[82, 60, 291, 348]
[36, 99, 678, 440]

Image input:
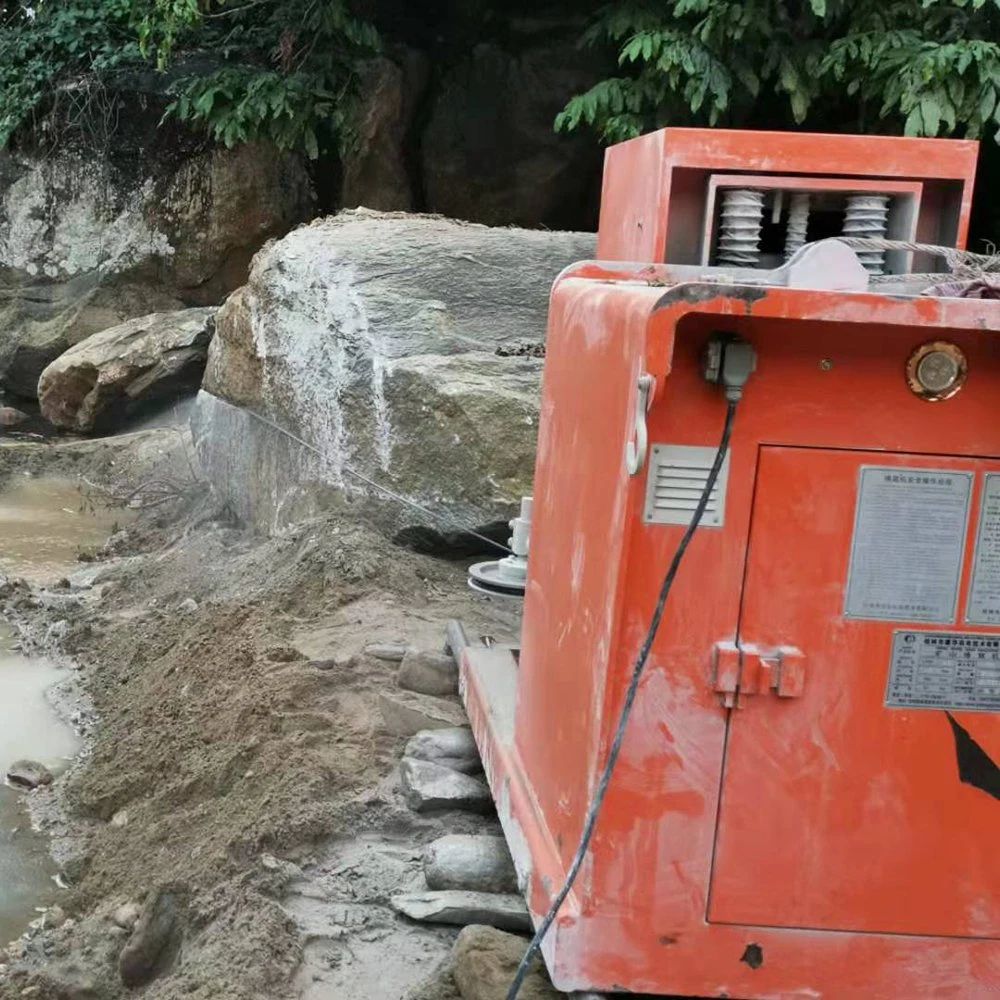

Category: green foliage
[557, 0, 1000, 143]
[0, 0, 141, 148]
[161, 1, 379, 158]
[0, 0, 378, 158]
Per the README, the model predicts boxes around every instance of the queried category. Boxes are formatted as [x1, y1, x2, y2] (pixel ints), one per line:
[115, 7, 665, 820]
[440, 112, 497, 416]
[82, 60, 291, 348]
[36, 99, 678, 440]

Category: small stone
[0, 406, 29, 427]
[399, 758, 491, 814]
[110, 809, 129, 828]
[178, 598, 198, 613]
[398, 649, 459, 696]
[6, 760, 53, 789]
[424, 835, 518, 894]
[112, 903, 141, 931]
[365, 643, 408, 662]
[404, 728, 482, 775]
[391, 891, 531, 933]
[309, 654, 357, 671]
[379, 690, 467, 736]
[451, 925, 559, 1000]
[108, 926, 128, 939]
[43, 906, 66, 929]
[118, 889, 179, 987]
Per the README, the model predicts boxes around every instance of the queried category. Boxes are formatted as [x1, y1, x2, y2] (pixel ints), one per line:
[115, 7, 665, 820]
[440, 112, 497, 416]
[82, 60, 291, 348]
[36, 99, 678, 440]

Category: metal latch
[625, 373, 654, 475]
[713, 642, 805, 707]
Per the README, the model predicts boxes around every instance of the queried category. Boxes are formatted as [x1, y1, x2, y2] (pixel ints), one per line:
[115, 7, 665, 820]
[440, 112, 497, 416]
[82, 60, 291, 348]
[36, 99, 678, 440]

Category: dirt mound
[0, 431, 520, 999]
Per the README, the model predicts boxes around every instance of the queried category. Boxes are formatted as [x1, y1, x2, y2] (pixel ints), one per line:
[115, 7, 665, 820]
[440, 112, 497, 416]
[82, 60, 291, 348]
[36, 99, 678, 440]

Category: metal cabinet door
[709, 445, 1000, 938]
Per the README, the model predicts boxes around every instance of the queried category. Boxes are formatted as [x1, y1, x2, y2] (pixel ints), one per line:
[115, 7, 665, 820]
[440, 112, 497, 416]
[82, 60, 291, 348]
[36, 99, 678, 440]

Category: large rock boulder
[421, 43, 603, 230]
[0, 136, 313, 398]
[38, 308, 215, 432]
[193, 210, 594, 532]
[451, 925, 559, 1000]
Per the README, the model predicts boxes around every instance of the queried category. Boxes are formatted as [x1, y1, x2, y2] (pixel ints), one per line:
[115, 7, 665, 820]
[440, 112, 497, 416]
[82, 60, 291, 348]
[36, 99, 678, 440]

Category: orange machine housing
[460, 129, 1000, 998]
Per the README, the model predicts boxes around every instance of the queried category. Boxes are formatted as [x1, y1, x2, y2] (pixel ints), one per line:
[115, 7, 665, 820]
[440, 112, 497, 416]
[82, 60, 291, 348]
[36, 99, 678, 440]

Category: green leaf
[790, 88, 810, 123]
[920, 96, 941, 135]
[981, 88, 997, 122]
[303, 126, 319, 160]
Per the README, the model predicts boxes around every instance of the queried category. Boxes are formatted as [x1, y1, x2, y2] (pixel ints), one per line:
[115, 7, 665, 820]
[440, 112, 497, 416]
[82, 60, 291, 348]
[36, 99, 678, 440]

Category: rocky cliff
[0, 141, 313, 399]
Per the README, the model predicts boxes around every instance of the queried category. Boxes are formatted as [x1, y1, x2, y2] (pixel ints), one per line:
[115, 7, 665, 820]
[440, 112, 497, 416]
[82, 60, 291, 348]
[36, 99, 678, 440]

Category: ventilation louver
[643, 444, 731, 526]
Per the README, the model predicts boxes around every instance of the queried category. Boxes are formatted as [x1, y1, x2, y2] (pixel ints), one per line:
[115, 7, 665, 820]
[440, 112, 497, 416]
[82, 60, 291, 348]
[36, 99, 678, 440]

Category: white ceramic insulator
[842, 194, 890, 275]
[784, 192, 810, 260]
[717, 189, 765, 266]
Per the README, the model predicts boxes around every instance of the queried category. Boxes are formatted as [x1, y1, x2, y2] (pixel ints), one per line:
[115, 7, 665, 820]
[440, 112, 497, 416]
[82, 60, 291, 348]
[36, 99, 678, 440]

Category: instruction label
[967, 473, 1000, 624]
[844, 466, 971, 623]
[886, 630, 1000, 712]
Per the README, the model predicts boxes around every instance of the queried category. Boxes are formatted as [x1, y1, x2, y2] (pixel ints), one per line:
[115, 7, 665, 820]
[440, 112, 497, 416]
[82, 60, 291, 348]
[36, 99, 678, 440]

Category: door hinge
[712, 642, 805, 707]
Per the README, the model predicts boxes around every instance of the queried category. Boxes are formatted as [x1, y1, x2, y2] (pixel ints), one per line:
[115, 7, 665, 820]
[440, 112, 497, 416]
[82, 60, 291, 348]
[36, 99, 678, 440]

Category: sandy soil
[0, 427, 521, 1000]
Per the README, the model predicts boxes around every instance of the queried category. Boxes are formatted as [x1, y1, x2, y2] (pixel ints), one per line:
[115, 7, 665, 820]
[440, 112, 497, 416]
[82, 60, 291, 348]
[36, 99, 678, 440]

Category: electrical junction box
[459, 130, 1000, 998]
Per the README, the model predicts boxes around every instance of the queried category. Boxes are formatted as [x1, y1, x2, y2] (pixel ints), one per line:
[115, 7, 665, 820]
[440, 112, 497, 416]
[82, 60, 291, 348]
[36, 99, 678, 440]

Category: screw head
[819, 358, 834, 371]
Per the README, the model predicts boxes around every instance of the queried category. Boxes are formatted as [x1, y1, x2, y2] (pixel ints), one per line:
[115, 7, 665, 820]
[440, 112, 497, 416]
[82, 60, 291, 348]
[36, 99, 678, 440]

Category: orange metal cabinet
[461, 269, 1000, 997]
[596, 127, 979, 268]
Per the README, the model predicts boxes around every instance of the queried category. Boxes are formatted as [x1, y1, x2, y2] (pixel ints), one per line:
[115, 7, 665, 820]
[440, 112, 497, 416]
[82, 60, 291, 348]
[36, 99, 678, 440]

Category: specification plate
[886, 630, 1000, 712]
[967, 473, 1000, 624]
[844, 466, 972, 623]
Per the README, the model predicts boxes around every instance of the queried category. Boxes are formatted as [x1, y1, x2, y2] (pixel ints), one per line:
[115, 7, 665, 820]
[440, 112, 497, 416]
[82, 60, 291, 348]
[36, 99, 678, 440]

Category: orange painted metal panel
[595, 127, 979, 262]
[711, 446, 1000, 937]
[461, 260, 1000, 996]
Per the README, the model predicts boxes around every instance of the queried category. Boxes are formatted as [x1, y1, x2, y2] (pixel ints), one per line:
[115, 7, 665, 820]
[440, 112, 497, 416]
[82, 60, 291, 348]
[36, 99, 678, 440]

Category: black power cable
[505, 397, 739, 1000]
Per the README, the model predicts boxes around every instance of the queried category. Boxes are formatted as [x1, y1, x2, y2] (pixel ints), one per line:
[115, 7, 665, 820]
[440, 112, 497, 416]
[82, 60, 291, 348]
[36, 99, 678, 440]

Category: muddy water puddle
[0, 640, 78, 944]
[0, 475, 128, 585]
[0, 476, 116, 942]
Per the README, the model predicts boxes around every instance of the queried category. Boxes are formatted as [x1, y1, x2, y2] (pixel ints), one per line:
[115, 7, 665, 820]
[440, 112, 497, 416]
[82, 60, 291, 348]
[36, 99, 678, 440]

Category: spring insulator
[842, 194, 890, 274]
[716, 189, 764, 266]
[784, 192, 810, 260]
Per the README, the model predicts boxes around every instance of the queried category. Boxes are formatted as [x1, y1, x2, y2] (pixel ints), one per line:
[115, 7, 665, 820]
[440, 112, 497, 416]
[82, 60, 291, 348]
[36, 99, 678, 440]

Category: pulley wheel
[468, 560, 526, 599]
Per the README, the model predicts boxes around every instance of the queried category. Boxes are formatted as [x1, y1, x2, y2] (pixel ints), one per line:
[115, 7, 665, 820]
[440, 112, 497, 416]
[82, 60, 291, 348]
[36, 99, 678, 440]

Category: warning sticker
[967, 473, 1000, 624]
[844, 466, 971, 623]
[886, 630, 1000, 712]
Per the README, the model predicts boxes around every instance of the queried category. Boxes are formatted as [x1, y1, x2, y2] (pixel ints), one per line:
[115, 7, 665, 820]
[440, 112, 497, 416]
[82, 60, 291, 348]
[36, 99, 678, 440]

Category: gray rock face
[366, 643, 408, 662]
[193, 210, 594, 532]
[117, 888, 180, 987]
[424, 835, 518, 894]
[404, 728, 482, 775]
[391, 890, 530, 933]
[38, 308, 215, 432]
[0, 405, 29, 427]
[422, 43, 604, 229]
[6, 759, 53, 789]
[398, 649, 459, 696]
[0, 144, 313, 398]
[341, 54, 427, 212]
[379, 691, 468, 737]
[399, 758, 491, 813]
[451, 925, 559, 1000]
